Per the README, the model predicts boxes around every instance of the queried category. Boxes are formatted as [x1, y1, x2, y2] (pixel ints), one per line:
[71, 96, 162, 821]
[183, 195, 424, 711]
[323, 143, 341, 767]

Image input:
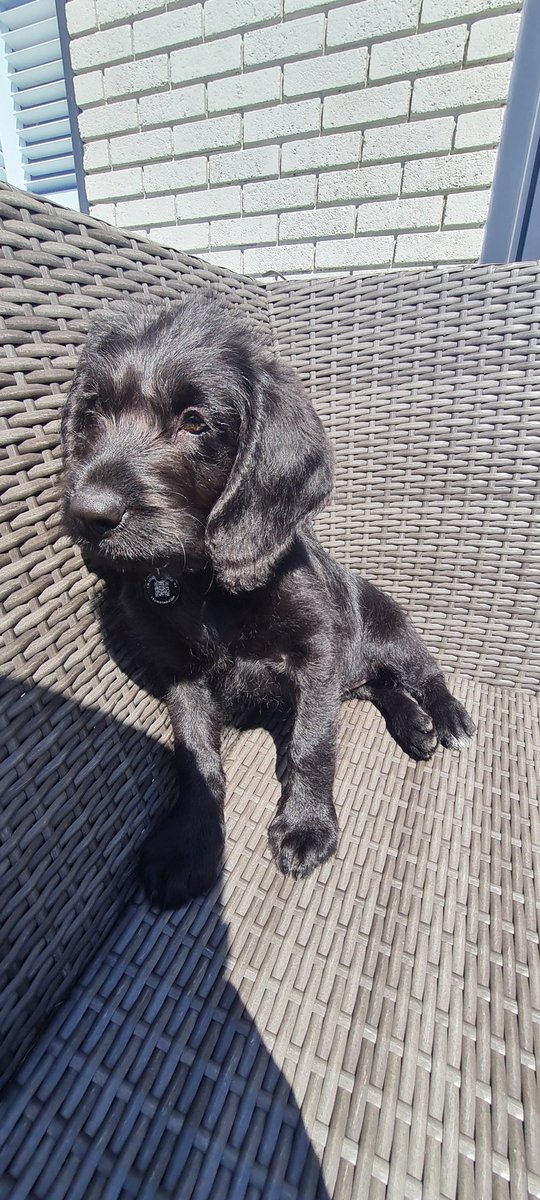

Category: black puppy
[62, 294, 475, 910]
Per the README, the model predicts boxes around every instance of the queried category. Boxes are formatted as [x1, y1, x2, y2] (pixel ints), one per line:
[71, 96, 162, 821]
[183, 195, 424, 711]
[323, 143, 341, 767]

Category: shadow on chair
[0, 672, 330, 1200]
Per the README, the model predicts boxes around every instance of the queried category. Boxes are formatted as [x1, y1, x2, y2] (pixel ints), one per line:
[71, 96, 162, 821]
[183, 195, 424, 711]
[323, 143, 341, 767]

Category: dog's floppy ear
[206, 357, 333, 591]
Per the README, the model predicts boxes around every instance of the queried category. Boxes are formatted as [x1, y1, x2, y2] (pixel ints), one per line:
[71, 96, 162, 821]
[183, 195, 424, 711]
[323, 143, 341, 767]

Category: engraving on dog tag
[144, 574, 180, 606]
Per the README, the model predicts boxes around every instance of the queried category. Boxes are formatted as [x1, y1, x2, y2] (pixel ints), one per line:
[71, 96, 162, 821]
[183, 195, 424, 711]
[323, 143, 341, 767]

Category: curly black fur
[62, 294, 475, 910]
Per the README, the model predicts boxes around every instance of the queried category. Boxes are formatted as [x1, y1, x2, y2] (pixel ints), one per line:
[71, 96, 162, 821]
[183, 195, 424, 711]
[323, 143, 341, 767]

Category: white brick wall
[66, 0, 523, 277]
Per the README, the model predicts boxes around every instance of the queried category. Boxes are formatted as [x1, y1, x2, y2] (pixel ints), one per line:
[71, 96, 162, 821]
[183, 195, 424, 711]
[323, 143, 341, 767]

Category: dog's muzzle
[68, 484, 126, 542]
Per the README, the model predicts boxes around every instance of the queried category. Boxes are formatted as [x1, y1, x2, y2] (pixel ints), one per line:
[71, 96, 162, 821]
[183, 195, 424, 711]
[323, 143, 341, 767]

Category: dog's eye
[178, 408, 207, 435]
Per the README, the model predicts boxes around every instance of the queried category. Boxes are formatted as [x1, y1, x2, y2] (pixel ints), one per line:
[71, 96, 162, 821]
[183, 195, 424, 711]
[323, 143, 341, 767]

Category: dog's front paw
[431, 695, 475, 750]
[140, 807, 224, 910]
[268, 808, 339, 879]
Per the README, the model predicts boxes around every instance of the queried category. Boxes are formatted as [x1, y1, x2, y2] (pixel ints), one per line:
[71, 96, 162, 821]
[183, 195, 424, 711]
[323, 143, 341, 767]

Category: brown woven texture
[1, 183, 539, 1198]
[268, 271, 540, 690]
[0, 682, 538, 1199]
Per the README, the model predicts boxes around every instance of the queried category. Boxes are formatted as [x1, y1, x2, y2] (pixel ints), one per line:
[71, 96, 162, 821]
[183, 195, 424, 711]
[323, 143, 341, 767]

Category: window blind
[0, 0, 83, 206]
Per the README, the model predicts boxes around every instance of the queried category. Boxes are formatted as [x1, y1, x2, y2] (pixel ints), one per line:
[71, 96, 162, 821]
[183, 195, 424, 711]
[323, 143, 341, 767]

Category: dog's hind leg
[406, 672, 476, 750]
[353, 576, 475, 753]
[352, 682, 438, 760]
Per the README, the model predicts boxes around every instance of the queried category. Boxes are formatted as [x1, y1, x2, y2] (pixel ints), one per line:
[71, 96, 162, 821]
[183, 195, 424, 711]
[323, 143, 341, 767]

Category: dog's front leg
[268, 660, 340, 879]
[140, 681, 225, 909]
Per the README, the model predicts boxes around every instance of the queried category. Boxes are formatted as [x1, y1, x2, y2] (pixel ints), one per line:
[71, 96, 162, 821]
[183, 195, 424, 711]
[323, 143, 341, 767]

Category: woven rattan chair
[1, 180, 538, 1200]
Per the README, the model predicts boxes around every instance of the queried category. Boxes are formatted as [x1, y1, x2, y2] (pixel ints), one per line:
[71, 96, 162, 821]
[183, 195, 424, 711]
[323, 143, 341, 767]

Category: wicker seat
[0, 181, 538, 1200]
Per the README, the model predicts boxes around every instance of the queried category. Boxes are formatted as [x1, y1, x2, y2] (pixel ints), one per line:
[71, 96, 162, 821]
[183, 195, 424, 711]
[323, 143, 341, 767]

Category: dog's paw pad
[268, 812, 339, 879]
[433, 697, 475, 750]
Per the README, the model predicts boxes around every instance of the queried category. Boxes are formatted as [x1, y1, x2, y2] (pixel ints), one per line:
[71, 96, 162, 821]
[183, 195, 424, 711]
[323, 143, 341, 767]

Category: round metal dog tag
[144, 574, 180, 606]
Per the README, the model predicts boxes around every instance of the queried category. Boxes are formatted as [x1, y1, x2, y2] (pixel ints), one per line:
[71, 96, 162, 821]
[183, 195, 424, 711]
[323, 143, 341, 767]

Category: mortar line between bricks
[449, 112, 459, 160]
[406, 79, 414, 125]
[463, 19, 473, 69]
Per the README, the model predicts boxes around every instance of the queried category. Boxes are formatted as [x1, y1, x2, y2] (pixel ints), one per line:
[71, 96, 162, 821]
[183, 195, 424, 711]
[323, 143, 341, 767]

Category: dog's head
[61, 295, 333, 591]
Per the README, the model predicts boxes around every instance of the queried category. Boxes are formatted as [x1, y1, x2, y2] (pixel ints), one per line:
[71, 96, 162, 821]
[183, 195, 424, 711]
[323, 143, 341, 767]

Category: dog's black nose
[69, 485, 125, 539]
